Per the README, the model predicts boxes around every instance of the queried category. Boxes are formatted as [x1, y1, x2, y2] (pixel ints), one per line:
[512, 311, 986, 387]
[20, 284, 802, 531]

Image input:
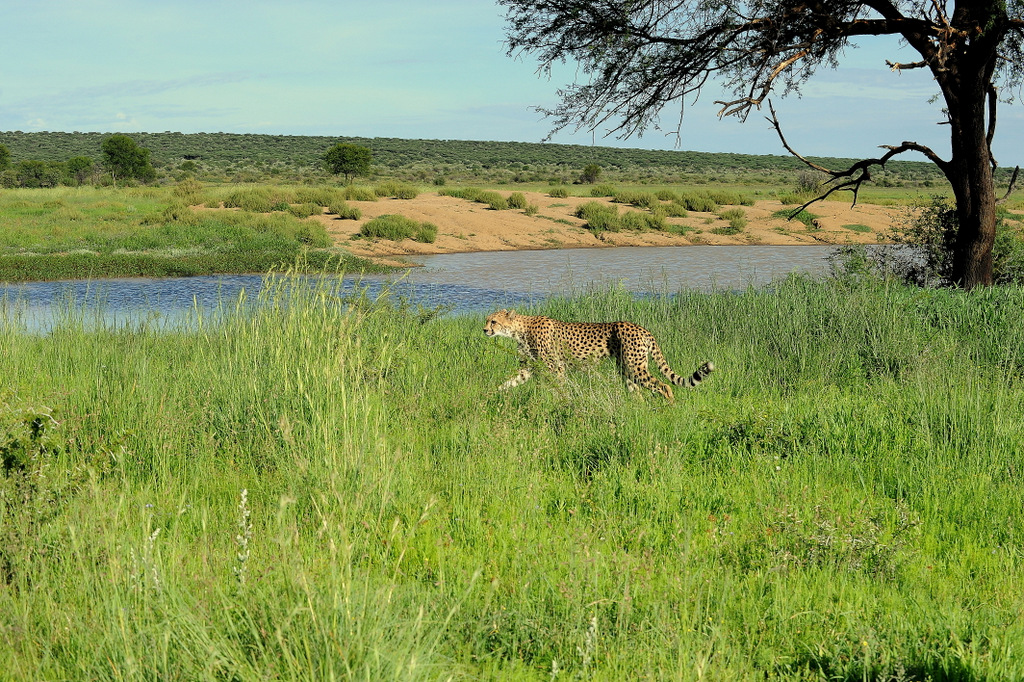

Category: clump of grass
[843, 223, 871, 233]
[524, 203, 539, 217]
[620, 210, 667, 232]
[590, 183, 618, 197]
[360, 214, 437, 242]
[549, 187, 569, 198]
[773, 207, 820, 227]
[612, 190, 658, 209]
[287, 203, 322, 219]
[438, 187, 509, 211]
[675, 192, 720, 213]
[575, 201, 621, 232]
[507, 192, 528, 210]
[294, 186, 345, 206]
[655, 189, 679, 201]
[327, 200, 361, 220]
[223, 187, 297, 213]
[343, 186, 379, 202]
[172, 178, 204, 205]
[374, 182, 420, 199]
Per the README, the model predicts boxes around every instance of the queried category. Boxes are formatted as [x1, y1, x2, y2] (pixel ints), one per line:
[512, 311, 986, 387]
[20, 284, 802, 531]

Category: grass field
[0, 185, 383, 281]
[1, 273, 1023, 679]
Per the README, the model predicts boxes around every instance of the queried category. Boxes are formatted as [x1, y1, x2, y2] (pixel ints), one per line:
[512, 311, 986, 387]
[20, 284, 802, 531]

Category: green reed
[0, 274, 1022, 679]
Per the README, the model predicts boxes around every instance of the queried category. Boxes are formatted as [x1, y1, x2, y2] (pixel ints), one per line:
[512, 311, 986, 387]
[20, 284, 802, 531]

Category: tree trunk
[944, 75, 998, 288]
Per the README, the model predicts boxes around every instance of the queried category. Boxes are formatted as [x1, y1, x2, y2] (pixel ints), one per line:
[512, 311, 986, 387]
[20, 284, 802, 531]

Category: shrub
[655, 189, 679, 201]
[524, 203, 539, 217]
[590, 184, 617, 197]
[549, 187, 569, 198]
[579, 163, 602, 184]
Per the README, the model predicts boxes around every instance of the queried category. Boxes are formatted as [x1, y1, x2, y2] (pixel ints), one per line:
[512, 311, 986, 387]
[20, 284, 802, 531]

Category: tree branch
[766, 100, 949, 217]
[997, 166, 1020, 205]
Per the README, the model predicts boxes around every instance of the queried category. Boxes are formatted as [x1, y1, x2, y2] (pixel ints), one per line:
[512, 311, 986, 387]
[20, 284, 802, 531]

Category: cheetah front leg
[499, 367, 534, 390]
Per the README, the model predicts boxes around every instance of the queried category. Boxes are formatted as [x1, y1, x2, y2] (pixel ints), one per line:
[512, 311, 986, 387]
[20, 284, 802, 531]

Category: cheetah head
[484, 309, 518, 338]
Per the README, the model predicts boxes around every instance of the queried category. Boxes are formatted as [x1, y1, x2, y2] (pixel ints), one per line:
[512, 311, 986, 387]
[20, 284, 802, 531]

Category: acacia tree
[323, 143, 372, 183]
[502, 1, 1024, 288]
[101, 134, 156, 184]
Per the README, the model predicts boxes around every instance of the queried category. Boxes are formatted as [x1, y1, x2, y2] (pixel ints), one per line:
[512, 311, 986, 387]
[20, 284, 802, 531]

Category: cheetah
[483, 309, 714, 402]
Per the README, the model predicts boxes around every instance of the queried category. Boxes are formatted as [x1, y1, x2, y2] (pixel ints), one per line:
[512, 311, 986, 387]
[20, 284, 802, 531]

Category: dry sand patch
[308, 190, 900, 265]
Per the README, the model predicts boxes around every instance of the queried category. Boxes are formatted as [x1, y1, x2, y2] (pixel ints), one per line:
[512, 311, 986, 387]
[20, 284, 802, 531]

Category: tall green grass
[1, 275, 1023, 678]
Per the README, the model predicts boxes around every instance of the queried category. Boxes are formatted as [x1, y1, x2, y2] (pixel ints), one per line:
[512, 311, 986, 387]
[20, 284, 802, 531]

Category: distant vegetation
[0, 130, 1003, 190]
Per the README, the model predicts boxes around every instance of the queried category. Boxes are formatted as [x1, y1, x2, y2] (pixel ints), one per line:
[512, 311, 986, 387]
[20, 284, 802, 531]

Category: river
[1, 245, 843, 330]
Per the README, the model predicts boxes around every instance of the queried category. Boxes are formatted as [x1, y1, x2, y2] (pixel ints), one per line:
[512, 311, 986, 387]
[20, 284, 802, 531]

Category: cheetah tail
[652, 341, 715, 388]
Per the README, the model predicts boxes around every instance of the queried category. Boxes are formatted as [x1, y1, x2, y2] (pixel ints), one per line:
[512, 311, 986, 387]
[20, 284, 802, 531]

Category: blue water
[1, 245, 841, 330]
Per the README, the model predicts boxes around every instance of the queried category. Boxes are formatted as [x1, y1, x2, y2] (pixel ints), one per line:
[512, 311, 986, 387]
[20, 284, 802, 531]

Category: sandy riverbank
[306, 190, 899, 266]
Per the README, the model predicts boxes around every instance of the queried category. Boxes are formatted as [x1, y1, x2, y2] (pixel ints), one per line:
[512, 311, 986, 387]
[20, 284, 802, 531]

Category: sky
[2, 0, 1021, 165]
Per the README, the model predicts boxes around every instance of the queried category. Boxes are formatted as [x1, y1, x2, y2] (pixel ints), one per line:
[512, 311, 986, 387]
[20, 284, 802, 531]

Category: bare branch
[886, 59, 927, 71]
[767, 100, 949, 217]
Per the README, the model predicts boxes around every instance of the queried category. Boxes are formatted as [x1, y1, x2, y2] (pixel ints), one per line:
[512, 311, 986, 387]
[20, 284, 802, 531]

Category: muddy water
[1, 246, 839, 330]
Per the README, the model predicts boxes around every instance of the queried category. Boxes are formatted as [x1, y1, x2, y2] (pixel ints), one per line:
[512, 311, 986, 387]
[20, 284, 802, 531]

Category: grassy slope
[1, 275, 1023, 679]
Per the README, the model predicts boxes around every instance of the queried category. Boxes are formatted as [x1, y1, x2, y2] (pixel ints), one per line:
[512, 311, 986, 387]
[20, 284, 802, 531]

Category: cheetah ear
[507, 309, 517, 319]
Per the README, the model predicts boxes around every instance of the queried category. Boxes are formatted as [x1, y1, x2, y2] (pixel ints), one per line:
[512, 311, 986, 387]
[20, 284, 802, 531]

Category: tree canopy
[101, 134, 156, 183]
[503, 0, 1024, 287]
[323, 143, 372, 183]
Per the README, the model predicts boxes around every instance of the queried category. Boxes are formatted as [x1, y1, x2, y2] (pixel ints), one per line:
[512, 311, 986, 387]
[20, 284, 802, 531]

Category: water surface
[1, 246, 840, 330]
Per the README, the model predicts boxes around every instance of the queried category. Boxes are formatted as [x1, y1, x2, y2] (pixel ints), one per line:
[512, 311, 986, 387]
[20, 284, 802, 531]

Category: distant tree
[101, 134, 156, 184]
[323, 143, 372, 183]
[66, 156, 94, 186]
[16, 160, 63, 188]
[502, 0, 1024, 288]
[579, 163, 602, 184]
[0, 144, 10, 171]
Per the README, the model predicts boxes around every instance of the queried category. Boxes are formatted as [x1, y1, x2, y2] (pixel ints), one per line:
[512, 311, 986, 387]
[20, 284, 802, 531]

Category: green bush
[655, 189, 679, 201]
[548, 187, 569, 198]
[524, 203, 539, 217]
[590, 184, 618, 197]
